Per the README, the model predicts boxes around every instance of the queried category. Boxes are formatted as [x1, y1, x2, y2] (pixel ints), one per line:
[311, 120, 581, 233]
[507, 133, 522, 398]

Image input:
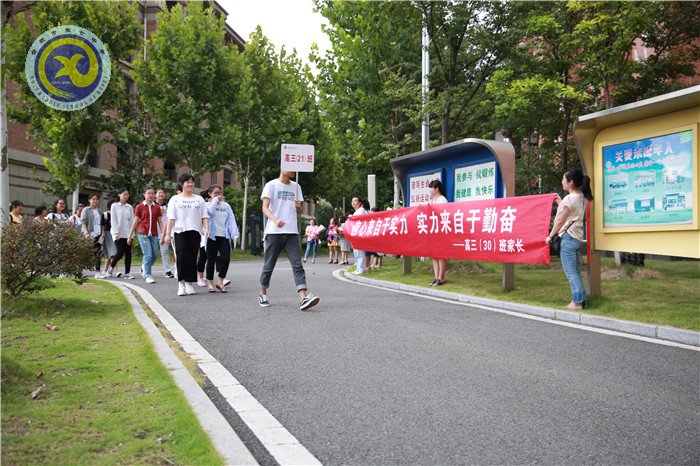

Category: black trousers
[174, 230, 200, 283]
[92, 237, 102, 272]
[197, 246, 207, 273]
[206, 236, 230, 280]
[111, 238, 131, 274]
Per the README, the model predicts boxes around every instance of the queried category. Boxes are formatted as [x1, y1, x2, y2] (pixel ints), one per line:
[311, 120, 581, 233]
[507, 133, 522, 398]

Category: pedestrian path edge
[336, 269, 700, 348]
[117, 282, 322, 466]
[115, 282, 259, 466]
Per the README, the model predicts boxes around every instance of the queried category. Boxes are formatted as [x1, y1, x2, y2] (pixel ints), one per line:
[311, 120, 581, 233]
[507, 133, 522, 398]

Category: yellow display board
[593, 114, 699, 258]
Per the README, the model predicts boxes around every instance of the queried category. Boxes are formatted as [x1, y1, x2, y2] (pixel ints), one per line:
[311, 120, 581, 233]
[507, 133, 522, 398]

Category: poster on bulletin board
[408, 171, 441, 206]
[602, 129, 694, 228]
[454, 161, 496, 202]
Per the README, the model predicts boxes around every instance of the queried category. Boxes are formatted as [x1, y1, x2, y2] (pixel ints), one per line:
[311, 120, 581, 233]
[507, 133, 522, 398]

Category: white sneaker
[177, 283, 186, 296]
[145, 276, 155, 284]
[140, 265, 146, 278]
[94, 272, 104, 279]
[102, 270, 112, 277]
[352, 269, 364, 275]
[123, 273, 134, 280]
[185, 283, 196, 295]
[107, 266, 114, 275]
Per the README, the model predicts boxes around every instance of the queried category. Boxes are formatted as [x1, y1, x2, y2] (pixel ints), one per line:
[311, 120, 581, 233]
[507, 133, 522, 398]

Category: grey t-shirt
[213, 204, 228, 237]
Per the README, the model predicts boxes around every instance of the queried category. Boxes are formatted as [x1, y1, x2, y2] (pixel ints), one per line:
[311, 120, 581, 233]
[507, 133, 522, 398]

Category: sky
[216, 0, 332, 72]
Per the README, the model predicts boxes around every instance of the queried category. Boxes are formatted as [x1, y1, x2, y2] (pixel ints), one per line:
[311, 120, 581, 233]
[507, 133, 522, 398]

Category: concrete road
[115, 258, 699, 465]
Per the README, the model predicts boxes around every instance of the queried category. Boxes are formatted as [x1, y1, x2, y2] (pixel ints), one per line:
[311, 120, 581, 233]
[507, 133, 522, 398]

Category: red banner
[342, 194, 556, 264]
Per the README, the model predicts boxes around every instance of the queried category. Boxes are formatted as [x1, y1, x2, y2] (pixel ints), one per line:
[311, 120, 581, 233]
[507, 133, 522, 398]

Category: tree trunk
[241, 175, 248, 251]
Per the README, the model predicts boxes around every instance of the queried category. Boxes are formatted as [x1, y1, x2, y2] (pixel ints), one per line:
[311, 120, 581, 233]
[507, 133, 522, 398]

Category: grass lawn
[1, 279, 222, 465]
[360, 257, 700, 331]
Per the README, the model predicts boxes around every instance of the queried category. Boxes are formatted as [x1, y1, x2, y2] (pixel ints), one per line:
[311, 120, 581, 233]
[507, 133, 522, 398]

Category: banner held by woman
[343, 194, 556, 264]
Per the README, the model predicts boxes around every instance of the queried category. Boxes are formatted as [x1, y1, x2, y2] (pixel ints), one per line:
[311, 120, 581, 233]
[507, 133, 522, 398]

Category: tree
[3, 1, 141, 209]
[98, 95, 169, 199]
[132, 2, 241, 178]
[417, 0, 526, 145]
[313, 0, 423, 208]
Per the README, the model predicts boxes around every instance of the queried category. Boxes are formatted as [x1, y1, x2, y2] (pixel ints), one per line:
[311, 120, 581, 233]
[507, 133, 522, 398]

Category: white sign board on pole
[281, 144, 315, 172]
[454, 161, 496, 201]
[408, 171, 441, 206]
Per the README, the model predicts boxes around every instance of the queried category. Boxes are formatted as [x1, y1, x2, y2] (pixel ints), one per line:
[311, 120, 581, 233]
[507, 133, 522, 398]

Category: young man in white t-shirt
[258, 171, 320, 311]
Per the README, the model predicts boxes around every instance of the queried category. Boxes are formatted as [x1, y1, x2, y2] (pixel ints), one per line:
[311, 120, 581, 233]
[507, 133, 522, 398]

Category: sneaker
[102, 270, 112, 277]
[140, 265, 146, 278]
[123, 273, 134, 280]
[185, 283, 196, 295]
[177, 283, 186, 296]
[300, 293, 320, 311]
[352, 269, 364, 275]
[94, 272, 104, 279]
[107, 266, 114, 275]
[145, 276, 156, 284]
[258, 294, 270, 307]
[116, 271, 123, 278]
[197, 278, 206, 287]
[164, 271, 174, 279]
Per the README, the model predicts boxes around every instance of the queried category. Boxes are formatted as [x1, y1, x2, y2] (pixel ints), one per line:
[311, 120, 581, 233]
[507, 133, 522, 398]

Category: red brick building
[4, 0, 245, 214]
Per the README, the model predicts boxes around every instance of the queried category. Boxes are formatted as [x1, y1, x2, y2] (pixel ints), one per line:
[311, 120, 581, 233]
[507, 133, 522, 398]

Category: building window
[164, 162, 177, 182]
[87, 146, 99, 168]
[223, 169, 233, 187]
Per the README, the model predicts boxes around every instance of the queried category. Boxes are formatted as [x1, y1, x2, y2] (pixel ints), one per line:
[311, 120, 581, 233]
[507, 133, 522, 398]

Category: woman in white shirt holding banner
[165, 174, 209, 297]
[428, 179, 448, 286]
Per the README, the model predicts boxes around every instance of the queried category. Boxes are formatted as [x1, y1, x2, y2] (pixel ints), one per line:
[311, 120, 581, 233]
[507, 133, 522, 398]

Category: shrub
[1, 221, 95, 298]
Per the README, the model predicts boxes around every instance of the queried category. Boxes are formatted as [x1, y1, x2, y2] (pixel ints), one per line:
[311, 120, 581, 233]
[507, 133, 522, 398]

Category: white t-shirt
[556, 192, 585, 241]
[91, 209, 101, 238]
[167, 194, 207, 234]
[261, 179, 303, 235]
[429, 195, 448, 205]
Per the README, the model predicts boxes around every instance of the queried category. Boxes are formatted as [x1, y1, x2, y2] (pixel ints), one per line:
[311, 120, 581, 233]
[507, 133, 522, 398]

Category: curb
[119, 283, 322, 466]
[115, 283, 259, 466]
[338, 270, 700, 348]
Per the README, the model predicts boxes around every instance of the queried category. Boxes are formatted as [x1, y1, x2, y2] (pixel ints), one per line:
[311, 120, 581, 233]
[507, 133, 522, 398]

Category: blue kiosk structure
[390, 138, 517, 289]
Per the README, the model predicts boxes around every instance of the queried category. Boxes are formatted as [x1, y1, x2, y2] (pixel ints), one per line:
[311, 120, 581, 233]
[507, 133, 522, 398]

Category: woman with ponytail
[546, 168, 593, 309]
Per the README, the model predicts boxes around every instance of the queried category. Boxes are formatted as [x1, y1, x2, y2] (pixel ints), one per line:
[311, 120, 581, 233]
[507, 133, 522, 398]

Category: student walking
[9, 200, 23, 224]
[327, 218, 340, 264]
[546, 168, 593, 310]
[102, 199, 120, 277]
[110, 188, 135, 279]
[128, 187, 164, 284]
[205, 184, 238, 293]
[428, 179, 448, 286]
[80, 195, 104, 279]
[303, 218, 319, 263]
[338, 215, 351, 265]
[156, 188, 174, 278]
[47, 199, 69, 222]
[69, 204, 84, 233]
[164, 174, 209, 297]
[196, 189, 210, 287]
[258, 170, 320, 311]
[34, 205, 48, 220]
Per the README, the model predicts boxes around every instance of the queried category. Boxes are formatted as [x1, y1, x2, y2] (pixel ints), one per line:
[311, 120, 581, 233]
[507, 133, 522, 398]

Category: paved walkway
[111, 259, 700, 465]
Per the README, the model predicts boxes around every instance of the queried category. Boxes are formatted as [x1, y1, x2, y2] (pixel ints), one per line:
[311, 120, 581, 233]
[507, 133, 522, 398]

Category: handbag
[550, 234, 561, 254]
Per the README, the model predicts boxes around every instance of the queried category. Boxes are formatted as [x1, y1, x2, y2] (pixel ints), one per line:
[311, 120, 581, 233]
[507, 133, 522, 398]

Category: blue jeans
[138, 234, 160, 277]
[260, 234, 307, 292]
[304, 239, 317, 260]
[560, 232, 586, 303]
